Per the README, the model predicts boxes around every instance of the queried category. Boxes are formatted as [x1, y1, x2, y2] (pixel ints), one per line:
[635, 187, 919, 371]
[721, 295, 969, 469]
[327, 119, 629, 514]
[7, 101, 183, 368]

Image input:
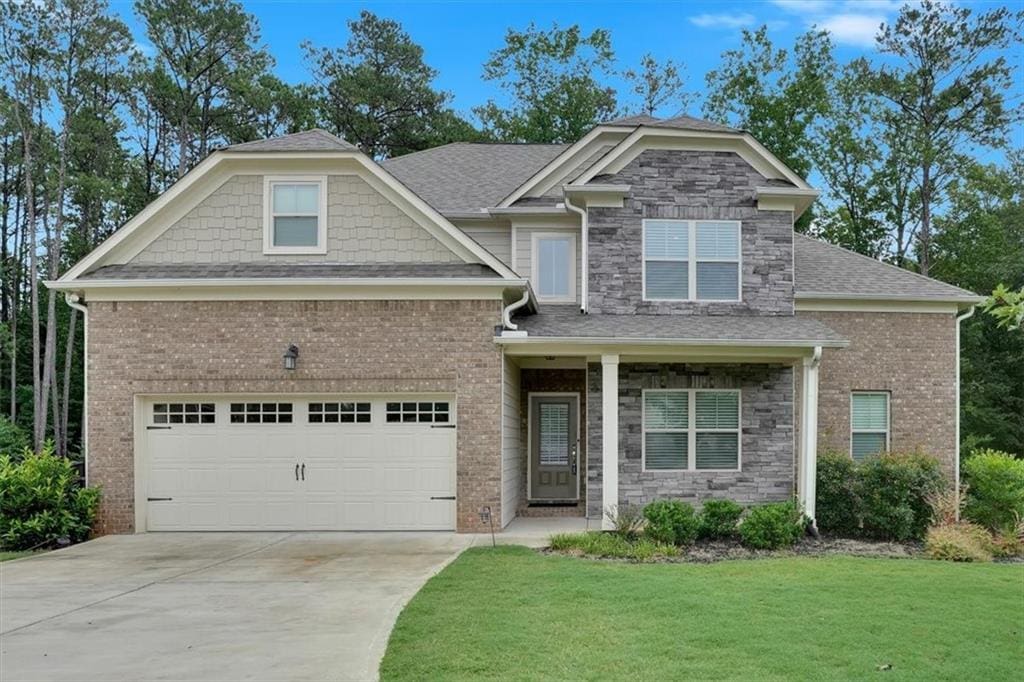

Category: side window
[532, 233, 576, 302]
[851, 392, 889, 461]
[264, 177, 326, 254]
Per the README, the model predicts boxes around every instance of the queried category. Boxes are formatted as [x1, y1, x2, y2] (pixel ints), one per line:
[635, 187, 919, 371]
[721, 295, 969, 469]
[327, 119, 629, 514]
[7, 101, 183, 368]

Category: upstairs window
[851, 392, 889, 461]
[643, 220, 740, 302]
[532, 233, 576, 302]
[264, 176, 327, 254]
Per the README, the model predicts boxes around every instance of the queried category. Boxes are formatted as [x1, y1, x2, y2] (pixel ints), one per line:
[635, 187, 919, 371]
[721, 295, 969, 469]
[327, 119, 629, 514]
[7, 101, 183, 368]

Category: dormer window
[643, 219, 740, 302]
[263, 176, 327, 254]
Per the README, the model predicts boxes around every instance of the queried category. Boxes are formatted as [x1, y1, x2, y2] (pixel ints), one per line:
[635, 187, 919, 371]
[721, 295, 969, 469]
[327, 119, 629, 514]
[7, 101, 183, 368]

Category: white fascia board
[497, 340, 837, 362]
[487, 205, 570, 216]
[756, 186, 819, 216]
[795, 298, 964, 314]
[563, 183, 631, 208]
[47, 276, 527, 291]
[494, 335, 849, 349]
[795, 291, 985, 305]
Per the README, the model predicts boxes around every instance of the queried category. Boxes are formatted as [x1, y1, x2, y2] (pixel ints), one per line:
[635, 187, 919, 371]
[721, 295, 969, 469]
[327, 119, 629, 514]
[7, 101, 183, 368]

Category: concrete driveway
[0, 532, 472, 681]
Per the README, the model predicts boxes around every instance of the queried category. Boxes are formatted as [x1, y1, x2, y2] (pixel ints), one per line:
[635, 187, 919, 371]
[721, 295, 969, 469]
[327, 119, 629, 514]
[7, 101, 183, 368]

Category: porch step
[518, 502, 586, 518]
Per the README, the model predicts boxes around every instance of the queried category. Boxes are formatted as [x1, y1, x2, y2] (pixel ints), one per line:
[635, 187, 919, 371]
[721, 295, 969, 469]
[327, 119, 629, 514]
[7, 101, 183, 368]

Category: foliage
[857, 452, 946, 542]
[815, 450, 862, 536]
[548, 532, 679, 562]
[697, 499, 743, 540]
[738, 501, 804, 550]
[984, 284, 1024, 332]
[0, 415, 30, 457]
[991, 518, 1024, 558]
[0, 444, 100, 550]
[642, 500, 699, 546]
[621, 54, 690, 117]
[475, 23, 617, 143]
[962, 449, 1024, 532]
[925, 523, 994, 562]
[604, 503, 644, 540]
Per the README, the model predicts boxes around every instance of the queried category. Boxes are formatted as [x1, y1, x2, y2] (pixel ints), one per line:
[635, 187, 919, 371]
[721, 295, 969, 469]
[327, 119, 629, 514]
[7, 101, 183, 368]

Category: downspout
[502, 289, 530, 331]
[64, 293, 88, 486]
[564, 194, 587, 314]
[954, 305, 976, 521]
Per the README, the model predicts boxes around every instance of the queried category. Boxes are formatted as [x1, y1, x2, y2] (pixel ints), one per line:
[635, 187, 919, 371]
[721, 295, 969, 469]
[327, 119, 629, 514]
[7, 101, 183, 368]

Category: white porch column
[601, 354, 620, 530]
[799, 347, 822, 526]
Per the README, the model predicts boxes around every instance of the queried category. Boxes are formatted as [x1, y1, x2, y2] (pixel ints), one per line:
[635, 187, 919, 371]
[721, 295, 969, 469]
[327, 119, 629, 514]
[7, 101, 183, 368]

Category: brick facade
[586, 362, 795, 518]
[86, 299, 504, 534]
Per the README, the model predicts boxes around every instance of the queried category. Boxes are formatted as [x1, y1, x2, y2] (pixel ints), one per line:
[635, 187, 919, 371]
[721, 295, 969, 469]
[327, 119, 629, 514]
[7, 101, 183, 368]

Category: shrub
[815, 450, 861, 536]
[963, 449, 1024, 532]
[858, 452, 946, 541]
[642, 500, 699, 546]
[738, 501, 804, 550]
[0, 416, 29, 458]
[604, 504, 645, 540]
[991, 518, 1024, 558]
[0, 445, 101, 550]
[925, 523, 994, 562]
[548, 532, 680, 561]
[697, 499, 744, 540]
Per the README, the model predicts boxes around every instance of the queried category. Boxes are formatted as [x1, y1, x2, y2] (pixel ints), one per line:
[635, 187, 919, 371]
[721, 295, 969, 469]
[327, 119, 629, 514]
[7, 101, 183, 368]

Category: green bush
[858, 452, 946, 541]
[604, 504, 645, 539]
[815, 450, 861, 536]
[642, 500, 699, 546]
[925, 523, 994, 562]
[0, 416, 29, 458]
[0, 445, 101, 550]
[697, 499, 744, 540]
[963, 449, 1024, 532]
[739, 501, 805, 550]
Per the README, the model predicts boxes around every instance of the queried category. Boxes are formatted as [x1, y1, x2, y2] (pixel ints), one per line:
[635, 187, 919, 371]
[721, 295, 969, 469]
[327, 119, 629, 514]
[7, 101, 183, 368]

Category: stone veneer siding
[87, 299, 503, 534]
[586, 362, 794, 517]
[587, 149, 794, 316]
[795, 311, 958, 476]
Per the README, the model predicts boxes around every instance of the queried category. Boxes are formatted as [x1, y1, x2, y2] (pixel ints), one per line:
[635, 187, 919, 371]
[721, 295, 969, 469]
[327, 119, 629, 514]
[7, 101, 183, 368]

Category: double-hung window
[643, 220, 740, 301]
[532, 233, 576, 302]
[264, 176, 327, 254]
[643, 389, 741, 471]
[850, 392, 889, 461]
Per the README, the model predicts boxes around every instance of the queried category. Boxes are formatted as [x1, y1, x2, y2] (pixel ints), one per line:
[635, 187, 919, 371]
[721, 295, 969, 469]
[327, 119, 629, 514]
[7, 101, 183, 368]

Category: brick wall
[586, 362, 794, 518]
[796, 311, 958, 476]
[587, 149, 794, 316]
[86, 299, 503, 534]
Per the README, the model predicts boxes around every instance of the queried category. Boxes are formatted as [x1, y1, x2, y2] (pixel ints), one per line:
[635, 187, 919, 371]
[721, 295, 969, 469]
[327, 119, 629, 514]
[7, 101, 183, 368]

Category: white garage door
[143, 396, 456, 531]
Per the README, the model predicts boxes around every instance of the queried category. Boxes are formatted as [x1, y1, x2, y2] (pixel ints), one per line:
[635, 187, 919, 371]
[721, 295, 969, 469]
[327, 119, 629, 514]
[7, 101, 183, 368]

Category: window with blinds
[643, 389, 740, 471]
[538, 403, 570, 466]
[851, 392, 889, 461]
[643, 220, 740, 302]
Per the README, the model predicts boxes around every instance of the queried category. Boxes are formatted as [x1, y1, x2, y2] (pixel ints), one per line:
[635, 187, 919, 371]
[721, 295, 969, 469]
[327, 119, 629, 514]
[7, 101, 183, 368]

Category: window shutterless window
[642, 219, 740, 302]
[850, 392, 889, 461]
[531, 233, 577, 302]
[643, 389, 741, 471]
[263, 176, 327, 254]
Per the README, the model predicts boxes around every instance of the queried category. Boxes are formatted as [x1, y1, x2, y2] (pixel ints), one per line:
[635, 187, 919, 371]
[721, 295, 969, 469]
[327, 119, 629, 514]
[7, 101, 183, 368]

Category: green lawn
[381, 546, 1023, 681]
[0, 550, 36, 562]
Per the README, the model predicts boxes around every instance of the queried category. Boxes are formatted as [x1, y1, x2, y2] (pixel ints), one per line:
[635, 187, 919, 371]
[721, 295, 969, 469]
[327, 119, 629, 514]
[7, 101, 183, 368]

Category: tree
[622, 54, 690, 117]
[985, 285, 1024, 332]
[870, 0, 1022, 276]
[303, 11, 475, 159]
[475, 23, 616, 143]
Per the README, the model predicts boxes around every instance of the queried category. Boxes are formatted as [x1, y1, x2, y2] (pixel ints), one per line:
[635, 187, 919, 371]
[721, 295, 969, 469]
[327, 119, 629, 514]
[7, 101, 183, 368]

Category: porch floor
[475, 517, 592, 548]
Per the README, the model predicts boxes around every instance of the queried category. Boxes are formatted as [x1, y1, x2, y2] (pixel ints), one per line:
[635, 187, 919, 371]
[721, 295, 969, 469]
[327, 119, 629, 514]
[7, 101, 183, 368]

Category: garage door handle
[147, 426, 172, 430]
[301, 463, 305, 481]
[431, 424, 456, 429]
[147, 497, 173, 501]
[430, 496, 456, 500]
[295, 464, 299, 481]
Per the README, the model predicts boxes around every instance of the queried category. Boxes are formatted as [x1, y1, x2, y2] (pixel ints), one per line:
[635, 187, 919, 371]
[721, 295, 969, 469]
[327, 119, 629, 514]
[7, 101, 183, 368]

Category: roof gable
[225, 129, 358, 153]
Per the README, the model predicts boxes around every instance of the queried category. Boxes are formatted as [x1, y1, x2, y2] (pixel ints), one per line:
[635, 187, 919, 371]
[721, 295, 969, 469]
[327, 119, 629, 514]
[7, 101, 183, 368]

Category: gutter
[45, 276, 529, 291]
[64, 294, 89, 486]
[955, 305, 977, 520]
[502, 289, 531, 333]
[563, 194, 588, 314]
[494, 335, 849, 349]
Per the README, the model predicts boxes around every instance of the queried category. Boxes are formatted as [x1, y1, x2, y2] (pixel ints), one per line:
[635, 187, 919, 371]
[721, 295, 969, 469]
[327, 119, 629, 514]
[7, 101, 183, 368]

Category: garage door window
[309, 402, 371, 423]
[230, 402, 293, 424]
[386, 401, 450, 423]
[153, 403, 215, 425]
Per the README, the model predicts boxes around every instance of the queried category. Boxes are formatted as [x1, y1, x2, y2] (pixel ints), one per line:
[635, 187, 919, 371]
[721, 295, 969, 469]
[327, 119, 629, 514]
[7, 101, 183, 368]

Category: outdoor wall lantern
[283, 344, 299, 371]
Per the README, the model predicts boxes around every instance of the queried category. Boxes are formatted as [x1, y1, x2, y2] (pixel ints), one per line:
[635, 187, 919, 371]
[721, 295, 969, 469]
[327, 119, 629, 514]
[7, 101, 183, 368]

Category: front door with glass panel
[530, 395, 579, 501]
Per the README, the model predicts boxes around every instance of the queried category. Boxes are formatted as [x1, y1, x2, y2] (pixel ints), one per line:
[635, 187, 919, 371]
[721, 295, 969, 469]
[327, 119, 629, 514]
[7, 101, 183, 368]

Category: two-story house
[50, 116, 982, 534]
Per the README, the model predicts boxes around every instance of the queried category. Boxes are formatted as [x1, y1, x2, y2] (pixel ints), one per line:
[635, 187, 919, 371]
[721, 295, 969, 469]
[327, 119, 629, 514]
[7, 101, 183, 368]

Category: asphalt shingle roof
[80, 263, 500, 280]
[794, 234, 980, 301]
[225, 129, 358, 153]
[512, 306, 847, 346]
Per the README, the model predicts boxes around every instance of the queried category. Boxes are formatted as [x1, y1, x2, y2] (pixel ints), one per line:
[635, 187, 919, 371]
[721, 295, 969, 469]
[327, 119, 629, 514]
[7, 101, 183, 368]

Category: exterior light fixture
[283, 344, 299, 371]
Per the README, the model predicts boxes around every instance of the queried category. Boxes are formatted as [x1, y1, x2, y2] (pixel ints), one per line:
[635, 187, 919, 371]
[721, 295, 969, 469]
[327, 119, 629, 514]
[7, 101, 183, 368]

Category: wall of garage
[86, 298, 505, 534]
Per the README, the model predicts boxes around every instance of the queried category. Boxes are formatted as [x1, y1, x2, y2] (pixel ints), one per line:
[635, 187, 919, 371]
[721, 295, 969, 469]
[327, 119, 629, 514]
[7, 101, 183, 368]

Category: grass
[380, 546, 1023, 681]
[0, 550, 37, 562]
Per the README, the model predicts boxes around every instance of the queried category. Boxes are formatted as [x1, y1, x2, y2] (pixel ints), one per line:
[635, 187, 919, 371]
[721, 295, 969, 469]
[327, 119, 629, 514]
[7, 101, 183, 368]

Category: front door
[530, 395, 579, 501]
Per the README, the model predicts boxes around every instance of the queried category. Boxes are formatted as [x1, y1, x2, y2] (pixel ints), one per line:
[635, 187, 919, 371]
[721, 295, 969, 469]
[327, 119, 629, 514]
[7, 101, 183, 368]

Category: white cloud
[818, 13, 887, 47]
[844, 0, 904, 10]
[689, 12, 757, 29]
[771, 0, 832, 13]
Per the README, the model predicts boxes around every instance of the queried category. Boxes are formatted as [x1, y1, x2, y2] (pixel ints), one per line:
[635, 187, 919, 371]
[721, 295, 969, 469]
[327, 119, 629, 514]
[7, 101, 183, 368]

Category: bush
[815, 450, 861, 536]
[925, 523, 994, 562]
[739, 501, 805, 550]
[858, 452, 946, 541]
[0, 416, 29, 458]
[963, 449, 1024, 532]
[604, 504, 645, 540]
[642, 500, 699, 546]
[991, 519, 1024, 558]
[548, 532, 680, 561]
[0, 445, 101, 550]
[697, 499, 744, 540]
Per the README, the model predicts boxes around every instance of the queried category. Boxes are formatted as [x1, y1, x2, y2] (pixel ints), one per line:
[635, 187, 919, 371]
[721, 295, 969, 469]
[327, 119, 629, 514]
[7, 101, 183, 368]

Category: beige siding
[462, 226, 511, 267]
[514, 226, 582, 305]
[501, 354, 522, 527]
[132, 174, 462, 265]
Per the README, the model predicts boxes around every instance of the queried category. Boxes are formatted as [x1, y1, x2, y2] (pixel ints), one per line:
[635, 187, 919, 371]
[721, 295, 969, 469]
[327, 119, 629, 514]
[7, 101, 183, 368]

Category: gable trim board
[57, 150, 519, 285]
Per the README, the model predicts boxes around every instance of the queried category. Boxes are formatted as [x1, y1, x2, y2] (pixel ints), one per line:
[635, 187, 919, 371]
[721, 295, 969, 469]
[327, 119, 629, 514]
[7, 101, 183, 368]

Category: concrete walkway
[1, 532, 472, 682]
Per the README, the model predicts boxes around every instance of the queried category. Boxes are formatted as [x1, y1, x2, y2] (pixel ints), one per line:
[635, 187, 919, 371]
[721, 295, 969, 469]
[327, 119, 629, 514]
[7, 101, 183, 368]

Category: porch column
[601, 354, 619, 530]
[799, 347, 822, 526]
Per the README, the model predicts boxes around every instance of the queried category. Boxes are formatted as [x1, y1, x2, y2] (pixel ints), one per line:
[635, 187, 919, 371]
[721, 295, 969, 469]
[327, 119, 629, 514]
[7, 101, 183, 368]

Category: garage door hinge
[430, 424, 457, 429]
[147, 497, 173, 501]
[146, 426, 172, 430]
[430, 496, 456, 500]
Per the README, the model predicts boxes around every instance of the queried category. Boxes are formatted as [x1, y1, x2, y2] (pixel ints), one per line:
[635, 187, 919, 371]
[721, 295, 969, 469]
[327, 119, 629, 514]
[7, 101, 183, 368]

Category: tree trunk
[178, 111, 189, 179]
[60, 308, 76, 457]
[919, 161, 931, 277]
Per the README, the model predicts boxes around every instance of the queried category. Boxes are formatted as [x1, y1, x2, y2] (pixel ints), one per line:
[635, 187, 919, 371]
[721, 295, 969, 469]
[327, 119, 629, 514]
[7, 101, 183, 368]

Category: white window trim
[641, 219, 742, 303]
[641, 388, 742, 472]
[530, 232, 577, 303]
[263, 175, 328, 255]
[850, 391, 890, 459]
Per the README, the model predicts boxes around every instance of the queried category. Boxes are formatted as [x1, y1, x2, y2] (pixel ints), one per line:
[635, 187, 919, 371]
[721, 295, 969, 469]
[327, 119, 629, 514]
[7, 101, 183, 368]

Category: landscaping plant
[857, 452, 946, 541]
[738, 501, 804, 550]
[642, 500, 699, 546]
[815, 450, 861, 536]
[0, 444, 101, 550]
[925, 523, 995, 562]
[697, 499, 744, 540]
[0, 416, 29, 459]
[605, 504, 645, 539]
[962, 449, 1024, 532]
